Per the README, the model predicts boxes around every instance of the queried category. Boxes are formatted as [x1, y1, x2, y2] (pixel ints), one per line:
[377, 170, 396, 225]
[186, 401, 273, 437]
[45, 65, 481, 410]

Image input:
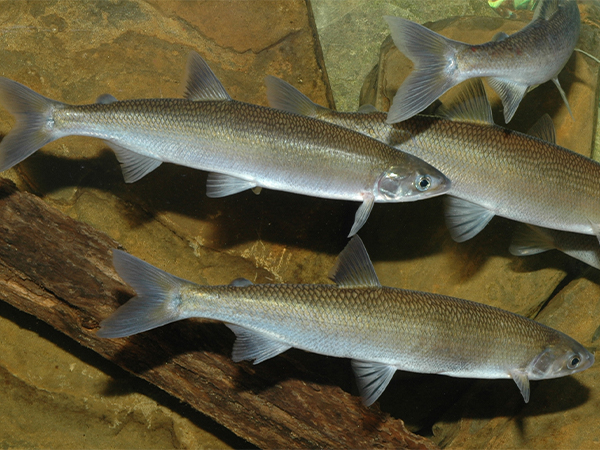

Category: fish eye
[415, 175, 432, 192]
[567, 354, 581, 369]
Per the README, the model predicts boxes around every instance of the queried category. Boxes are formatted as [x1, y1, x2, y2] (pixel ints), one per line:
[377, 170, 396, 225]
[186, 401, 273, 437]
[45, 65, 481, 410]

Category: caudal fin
[0, 78, 64, 172]
[97, 250, 191, 338]
[384, 16, 463, 124]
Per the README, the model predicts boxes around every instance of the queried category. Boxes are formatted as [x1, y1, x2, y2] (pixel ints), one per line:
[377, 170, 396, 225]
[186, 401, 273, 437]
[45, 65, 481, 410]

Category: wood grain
[0, 178, 437, 449]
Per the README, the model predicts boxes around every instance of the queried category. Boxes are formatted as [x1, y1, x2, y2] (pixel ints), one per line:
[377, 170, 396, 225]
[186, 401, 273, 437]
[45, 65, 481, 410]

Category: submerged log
[0, 178, 437, 449]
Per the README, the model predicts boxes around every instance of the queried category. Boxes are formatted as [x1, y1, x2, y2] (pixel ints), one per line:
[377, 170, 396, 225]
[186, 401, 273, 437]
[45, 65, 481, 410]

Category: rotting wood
[0, 178, 438, 449]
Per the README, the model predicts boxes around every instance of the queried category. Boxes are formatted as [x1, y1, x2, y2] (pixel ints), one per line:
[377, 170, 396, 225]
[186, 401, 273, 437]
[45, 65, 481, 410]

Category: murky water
[0, 1, 598, 448]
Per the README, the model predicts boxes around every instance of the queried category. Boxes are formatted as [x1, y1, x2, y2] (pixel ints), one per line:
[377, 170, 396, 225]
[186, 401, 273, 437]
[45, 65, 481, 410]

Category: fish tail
[384, 16, 463, 124]
[97, 250, 192, 338]
[0, 78, 65, 172]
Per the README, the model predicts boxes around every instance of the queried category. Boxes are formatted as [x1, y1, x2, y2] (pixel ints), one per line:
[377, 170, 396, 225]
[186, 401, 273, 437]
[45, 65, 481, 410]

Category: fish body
[98, 236, 594, 406]
[265, 75, 600, 242]
[0, 52, 450, 237]
[385, 0, 580, 123]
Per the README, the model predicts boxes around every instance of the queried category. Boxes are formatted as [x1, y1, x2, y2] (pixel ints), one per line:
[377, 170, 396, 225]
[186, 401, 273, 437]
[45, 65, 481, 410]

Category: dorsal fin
[527, 114, 556, 143]
[264, 75, 327, 118]
[329, 236, 380, 288]
[533, 0, 560, 20]
[184, 51, 231, 101]
[435, 79, 494, 125]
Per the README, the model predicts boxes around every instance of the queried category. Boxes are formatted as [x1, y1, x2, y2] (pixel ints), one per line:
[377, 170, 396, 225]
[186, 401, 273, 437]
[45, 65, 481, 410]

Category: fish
[97, 236, 594, 406]
[384, 0, 580, 123]
[0, 52, 450, 237]
[510, 224, 600, 270]
[265, 75, 600, 242]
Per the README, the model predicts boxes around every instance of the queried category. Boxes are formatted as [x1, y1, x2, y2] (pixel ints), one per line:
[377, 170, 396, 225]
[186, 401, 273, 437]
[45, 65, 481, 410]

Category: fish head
[375, 162, 450, 202]
[527, 335, 594, 381]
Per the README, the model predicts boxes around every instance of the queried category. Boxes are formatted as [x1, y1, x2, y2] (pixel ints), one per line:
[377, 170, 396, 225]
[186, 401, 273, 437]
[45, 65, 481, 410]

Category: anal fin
[226, 324, 291, 364]
[206, 173, 257, 198]
[509, 224, 554, 256]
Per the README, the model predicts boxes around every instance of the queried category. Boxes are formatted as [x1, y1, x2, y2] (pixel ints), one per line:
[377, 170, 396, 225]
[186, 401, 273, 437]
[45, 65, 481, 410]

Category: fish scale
[0, 51, 450, 237]
[265, 75, 600, 239]
[385, 0, 580, 123]
[98, 236, 594, 405]
[54, 99, 401, 196]
[456, 0, 580, 81]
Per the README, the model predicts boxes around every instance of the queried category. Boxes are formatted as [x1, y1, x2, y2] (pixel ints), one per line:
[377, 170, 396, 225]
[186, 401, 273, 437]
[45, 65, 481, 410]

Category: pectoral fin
[552, 78, 574, 120]
[509, 369, 531, 403]
[206, 173, 257, 198]
[444, 196, 495, 242]
[351, 360, 396, 406]
[105, 141, 162, 183]
[487, 77, 528, 123]
[226, 325, 291, 364]
[349, 193, 374, 237]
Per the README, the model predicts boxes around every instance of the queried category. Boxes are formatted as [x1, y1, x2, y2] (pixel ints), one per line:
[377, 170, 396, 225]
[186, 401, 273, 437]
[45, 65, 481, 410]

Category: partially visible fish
[0, 52, 450, 237]
[510, 224, 600, 270]
[265, 75, 600, 242]
[98, 236, 594, 406]
[384, 0, 580, 123]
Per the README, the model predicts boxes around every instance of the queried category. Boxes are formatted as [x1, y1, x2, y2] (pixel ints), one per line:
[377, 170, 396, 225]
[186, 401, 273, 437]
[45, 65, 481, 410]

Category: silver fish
[265, 75, 600, 242]
[384, 0, 580, 123]
[510, 224, 600, 270]
[0, 52, 450, 237]
[98, 236, 594, 406]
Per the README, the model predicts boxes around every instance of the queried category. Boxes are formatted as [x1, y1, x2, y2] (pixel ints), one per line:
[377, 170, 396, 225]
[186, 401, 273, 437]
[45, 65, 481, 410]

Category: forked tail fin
[384, 16, 464, 124]
[0, 78, 65, 171]
[97, 250, 192, 338]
